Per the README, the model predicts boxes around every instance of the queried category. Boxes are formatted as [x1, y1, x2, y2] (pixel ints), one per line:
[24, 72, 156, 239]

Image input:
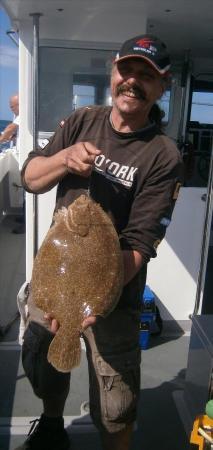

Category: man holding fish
[16, 34, 183, 450]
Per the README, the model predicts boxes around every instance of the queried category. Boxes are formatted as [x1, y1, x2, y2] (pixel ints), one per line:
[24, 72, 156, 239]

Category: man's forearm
[122, 249, 143, 286]
[23, 142, 101, 194]
[23, 151, 68, 193]
[0, 123, 18, 143]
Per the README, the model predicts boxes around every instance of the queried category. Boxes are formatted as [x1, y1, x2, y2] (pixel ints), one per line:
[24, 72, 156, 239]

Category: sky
[0, 5, 18, 120]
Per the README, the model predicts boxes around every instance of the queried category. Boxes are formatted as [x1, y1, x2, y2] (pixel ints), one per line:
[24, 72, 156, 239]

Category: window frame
[38, 39, 119, 137]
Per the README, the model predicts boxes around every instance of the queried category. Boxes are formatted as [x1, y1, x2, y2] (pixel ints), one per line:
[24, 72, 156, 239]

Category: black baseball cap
[115, 34, 171, 75]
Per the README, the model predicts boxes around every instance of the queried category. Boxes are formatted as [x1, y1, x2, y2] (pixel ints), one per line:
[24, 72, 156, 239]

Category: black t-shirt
[22, 106, 184, 309]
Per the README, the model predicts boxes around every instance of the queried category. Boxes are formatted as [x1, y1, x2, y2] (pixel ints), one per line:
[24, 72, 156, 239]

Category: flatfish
[31, 194, 123, 373]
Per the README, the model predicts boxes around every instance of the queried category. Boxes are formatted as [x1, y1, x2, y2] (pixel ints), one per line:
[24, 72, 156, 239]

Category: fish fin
[66, 199, 90, 236]
[47, 327, 81, 373]
[53, 207, 67, 225]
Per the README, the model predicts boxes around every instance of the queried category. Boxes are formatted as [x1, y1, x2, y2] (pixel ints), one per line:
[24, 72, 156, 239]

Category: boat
[0, 1, 213, 449]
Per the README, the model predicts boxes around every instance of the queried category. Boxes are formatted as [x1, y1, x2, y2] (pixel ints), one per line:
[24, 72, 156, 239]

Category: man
[0, 94, 19, 145]
[17, 34, 183, 450]
[0, 94, 24, 233]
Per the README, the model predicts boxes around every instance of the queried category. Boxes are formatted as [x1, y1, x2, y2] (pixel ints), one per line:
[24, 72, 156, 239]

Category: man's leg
[43, 392, 68, 417]
[15, 321, 71, 450]
[83, 308, 141, 450]
[101, 423, 134, 450]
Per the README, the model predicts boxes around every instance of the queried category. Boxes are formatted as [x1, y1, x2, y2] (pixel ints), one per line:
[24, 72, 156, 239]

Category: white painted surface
[0, 149, 23, 209]
[37, 187, 57, 247]
[147, 187, 207, 321]
[0, 152, 10, 183]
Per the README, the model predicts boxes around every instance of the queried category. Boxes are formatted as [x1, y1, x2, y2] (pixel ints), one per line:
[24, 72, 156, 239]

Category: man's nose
[126, 74, 139, 84]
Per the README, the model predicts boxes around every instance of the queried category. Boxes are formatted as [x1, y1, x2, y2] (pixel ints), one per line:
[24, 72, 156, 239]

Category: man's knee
[89, 348, 141, 433]
[22, 321, 70, 399]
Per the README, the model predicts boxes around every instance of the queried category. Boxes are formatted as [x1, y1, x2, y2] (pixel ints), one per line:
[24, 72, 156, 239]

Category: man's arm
[0, 122, 18, 143]
[122, 249, 143, 286]
[23, 141, 101, 193]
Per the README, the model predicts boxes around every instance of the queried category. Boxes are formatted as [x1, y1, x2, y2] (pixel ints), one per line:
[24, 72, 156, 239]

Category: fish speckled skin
[31, 194, 124, 373]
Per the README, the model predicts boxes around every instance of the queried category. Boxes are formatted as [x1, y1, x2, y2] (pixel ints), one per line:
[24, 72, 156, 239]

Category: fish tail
[47, 327, 81, 373]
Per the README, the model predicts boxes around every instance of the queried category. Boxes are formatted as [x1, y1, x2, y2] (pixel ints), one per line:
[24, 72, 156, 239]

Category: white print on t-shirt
[94, 154, 138, 188]
[39, 138, 50, 149]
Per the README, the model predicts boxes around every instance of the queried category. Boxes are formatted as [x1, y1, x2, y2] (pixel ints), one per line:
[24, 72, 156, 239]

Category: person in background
[0, 94, 19, 145]
[16, 34, 184, 450]
[0, 93, 25, 233]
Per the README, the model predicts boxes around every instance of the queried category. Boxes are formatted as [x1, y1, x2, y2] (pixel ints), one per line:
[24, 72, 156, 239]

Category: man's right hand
[65, 142, 101, 177]
[24, 141, 101, 193]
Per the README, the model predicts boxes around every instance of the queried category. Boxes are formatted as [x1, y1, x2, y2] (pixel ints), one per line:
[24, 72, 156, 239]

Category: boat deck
[0, 323, 191, 450]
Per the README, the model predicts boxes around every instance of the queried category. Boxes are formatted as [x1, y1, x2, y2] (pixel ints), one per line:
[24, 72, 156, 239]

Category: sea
[0, 119, 10, 133]
[0, 119, 11, 151]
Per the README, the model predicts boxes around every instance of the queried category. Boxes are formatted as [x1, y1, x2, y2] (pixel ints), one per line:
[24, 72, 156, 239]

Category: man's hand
[122, 249, 143, 285]
[65, 142, 101, 177]
[0, 122, 18, 143]
[23, 141, 101, 193]
[44, 313, 97, 334]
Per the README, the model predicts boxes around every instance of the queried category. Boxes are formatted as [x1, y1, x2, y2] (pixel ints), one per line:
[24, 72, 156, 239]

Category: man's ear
[157, 84, 165, 100]
[163, 72, 172, 90]
[158, 75, 169, 99]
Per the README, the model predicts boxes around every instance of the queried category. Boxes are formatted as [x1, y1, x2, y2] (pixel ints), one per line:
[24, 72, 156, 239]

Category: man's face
[10, 97, 19, 116]
[111, 58, 165, 117]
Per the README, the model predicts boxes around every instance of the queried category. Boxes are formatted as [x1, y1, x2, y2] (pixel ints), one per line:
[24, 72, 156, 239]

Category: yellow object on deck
[190, 415, 213, 449]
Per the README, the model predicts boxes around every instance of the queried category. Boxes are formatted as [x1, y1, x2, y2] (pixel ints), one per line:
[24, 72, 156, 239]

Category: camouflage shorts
[22, 297, 141, 433]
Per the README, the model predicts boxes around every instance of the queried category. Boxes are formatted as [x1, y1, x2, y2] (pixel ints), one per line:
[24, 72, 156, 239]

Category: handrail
[30, 13, 42, 258]
[6, 30, 19, 47]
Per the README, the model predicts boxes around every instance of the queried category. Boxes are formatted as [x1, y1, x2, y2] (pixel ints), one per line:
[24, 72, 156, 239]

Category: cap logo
[136, 38, 153, 48]
[134, 38, 157, 56]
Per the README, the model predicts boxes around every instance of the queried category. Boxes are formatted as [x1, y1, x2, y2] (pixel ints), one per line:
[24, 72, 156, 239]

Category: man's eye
[141, 73, 155, 80]
[120, 68, 129, 75]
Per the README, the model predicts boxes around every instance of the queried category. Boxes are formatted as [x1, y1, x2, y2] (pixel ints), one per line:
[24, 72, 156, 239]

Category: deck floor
[0, 318, 191, 450]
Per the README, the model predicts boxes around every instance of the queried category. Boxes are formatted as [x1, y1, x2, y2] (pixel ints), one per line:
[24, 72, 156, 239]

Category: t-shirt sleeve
[21, 118, 72, 191]
[119, 152, 184, 263]
[13, 115, 19, 126]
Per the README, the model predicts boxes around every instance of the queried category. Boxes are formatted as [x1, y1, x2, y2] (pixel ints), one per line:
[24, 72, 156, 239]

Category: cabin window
[39, 46, 117, 132]
[105, 87, 113, 106]
[190, 91, 213, 125]
[186, 78, 213, 187]
[72, 85, 95, 109]
[38, 45, 173, 132]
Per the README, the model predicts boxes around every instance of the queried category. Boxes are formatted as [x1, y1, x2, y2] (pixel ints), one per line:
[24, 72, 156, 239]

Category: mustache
[116, 83, 146, 100]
